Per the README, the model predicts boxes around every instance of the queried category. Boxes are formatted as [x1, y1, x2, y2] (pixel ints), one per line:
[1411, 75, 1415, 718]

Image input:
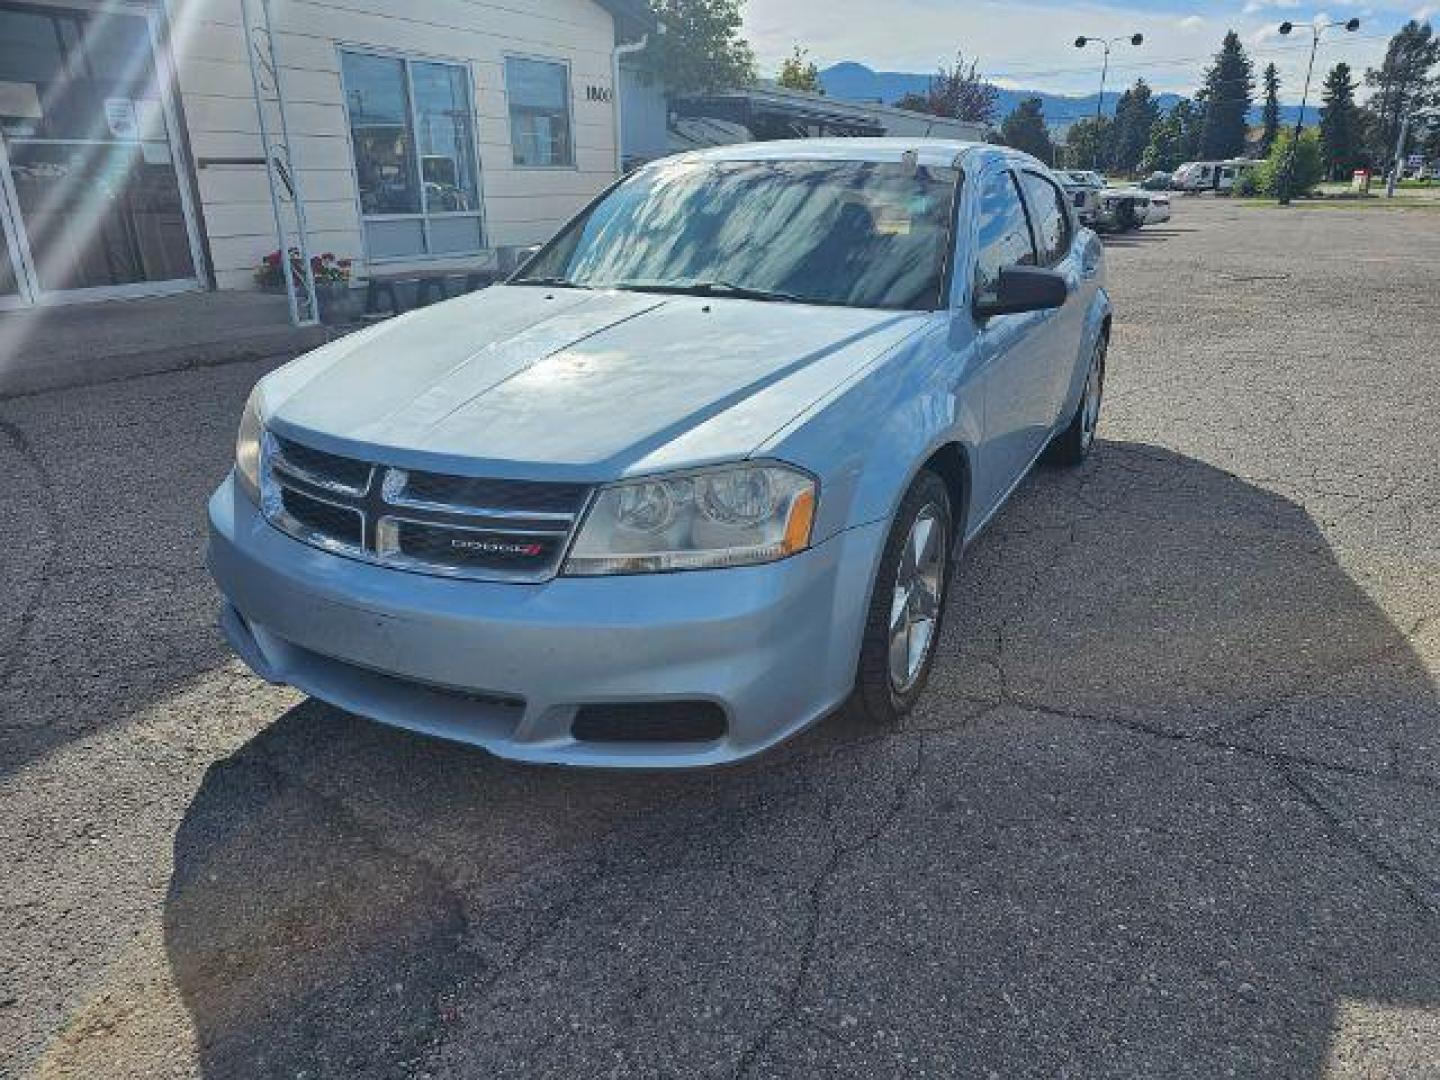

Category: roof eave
[595, 0, 657, 40]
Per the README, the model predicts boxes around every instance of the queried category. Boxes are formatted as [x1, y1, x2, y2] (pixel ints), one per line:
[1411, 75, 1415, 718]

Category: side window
[973, 170, 1037, 307]
[1020, 171, 1073, 266]
[505, 56, 575, 167]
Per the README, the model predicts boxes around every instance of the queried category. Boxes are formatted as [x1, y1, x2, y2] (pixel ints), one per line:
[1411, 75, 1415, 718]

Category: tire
[851, 470, 953, 726]
[1049, 331, 1107, 466]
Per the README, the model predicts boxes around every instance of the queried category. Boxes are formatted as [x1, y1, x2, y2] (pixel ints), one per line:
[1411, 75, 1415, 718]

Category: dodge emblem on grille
[450, 537, 545, 557]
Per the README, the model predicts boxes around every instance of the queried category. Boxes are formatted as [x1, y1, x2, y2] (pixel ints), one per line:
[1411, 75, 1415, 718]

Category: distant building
[619, 80, 986, 166]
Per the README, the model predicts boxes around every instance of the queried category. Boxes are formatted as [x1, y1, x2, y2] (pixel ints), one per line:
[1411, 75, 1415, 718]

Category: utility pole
[1277, 17, 1360, 205]
[1386, 110, 1411, 198]
[1074, 33, 1144, 171]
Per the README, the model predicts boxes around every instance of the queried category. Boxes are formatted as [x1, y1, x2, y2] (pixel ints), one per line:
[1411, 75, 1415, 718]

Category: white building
[0, 0, 652, 308]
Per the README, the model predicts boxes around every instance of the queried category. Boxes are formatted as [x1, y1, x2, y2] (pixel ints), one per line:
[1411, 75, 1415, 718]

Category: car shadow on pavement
[161, 441, 1440, 1079]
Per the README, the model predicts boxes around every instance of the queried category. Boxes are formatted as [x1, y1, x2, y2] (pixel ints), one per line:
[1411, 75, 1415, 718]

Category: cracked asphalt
[2, 199, 1439, 1078]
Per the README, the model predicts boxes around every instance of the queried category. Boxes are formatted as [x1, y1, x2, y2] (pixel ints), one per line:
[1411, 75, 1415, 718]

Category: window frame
[968, 164, 1040, 310]
[336, 44, 486, 263]
[502, 51, 577, 171]
[1016, 168, 1075, 269]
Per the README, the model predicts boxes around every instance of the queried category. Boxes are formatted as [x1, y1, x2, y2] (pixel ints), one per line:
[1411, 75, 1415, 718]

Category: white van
[1173, 161, 1219, 192]
[1173, 159, 1260, 194]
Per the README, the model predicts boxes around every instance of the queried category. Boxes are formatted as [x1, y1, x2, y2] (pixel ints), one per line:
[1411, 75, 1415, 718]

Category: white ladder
[241, 0, 319, 327]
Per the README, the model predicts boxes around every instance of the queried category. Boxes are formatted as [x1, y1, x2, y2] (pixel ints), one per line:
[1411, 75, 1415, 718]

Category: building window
[340, 50, 483, 260]
[505, 56, 574, 167]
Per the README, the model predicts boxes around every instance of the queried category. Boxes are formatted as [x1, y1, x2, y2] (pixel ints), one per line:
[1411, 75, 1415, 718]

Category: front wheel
[851, 470, 953, 726]
[1049, 332, 1107, 466]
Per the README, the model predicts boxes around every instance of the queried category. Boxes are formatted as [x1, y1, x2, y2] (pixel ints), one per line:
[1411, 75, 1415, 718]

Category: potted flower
[255, 248, 355, 325]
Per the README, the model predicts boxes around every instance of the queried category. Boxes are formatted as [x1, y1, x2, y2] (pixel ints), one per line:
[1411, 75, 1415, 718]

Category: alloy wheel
[1080, 338, 1107, 451]
[888, 505, 946, 693]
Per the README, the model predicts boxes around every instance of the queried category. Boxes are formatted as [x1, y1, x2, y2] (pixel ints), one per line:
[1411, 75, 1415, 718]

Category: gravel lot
[2, 199, 1438, 1078]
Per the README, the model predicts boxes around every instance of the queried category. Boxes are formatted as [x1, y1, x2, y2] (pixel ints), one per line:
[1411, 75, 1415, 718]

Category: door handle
[1081, 261, 1099, 280]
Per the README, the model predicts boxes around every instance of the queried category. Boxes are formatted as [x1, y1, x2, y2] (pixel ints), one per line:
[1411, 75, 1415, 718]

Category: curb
[0, 325, 342, 401]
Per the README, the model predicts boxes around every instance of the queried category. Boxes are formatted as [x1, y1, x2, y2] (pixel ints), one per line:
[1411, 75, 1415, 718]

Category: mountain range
[819, 62, 1308, 134]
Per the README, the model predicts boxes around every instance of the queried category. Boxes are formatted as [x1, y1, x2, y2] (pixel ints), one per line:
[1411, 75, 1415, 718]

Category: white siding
[165, 0, 620, 287]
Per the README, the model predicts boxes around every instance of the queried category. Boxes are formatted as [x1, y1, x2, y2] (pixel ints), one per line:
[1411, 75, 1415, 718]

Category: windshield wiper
[509, 276, 592, 289]
[610, 280, 825, 305]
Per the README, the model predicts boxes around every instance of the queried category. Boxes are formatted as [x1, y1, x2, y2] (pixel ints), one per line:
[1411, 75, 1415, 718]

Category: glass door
[0, 163, 28, 308]
[0, 2, 203, 304]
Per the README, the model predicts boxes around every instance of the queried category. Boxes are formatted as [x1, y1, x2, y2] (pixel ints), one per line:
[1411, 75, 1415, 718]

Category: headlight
[563, 463, 817, 575]
[235, 385, 265, 504]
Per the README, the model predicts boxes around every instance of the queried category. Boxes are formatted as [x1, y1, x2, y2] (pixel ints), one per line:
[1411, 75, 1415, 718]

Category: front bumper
[207, 475, 885, 767]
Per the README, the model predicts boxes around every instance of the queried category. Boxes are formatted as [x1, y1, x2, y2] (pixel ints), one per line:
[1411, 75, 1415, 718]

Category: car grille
[261, 433, 591, 582]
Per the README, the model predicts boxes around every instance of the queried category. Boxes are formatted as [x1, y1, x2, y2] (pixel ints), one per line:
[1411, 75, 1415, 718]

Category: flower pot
[315, 283, 356, 326]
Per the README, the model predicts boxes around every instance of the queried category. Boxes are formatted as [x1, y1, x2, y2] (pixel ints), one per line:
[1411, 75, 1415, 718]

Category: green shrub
[1233, 172, 1259, 196]
[1256, 129, 1323, 197]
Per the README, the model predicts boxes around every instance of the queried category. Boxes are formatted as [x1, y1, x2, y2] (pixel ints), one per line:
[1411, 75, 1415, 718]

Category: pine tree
[1064, 116, 1111, 171]
[1173, 98, 1204, 161]
[999, 98, 1054, 162]
[1109, 79, 1160, 173]
[1260, 63, 1282, 157]
[1198, 31, 1255, 159]
[1319, 63, 1364, 180]
[1363, 21, 1440, 167]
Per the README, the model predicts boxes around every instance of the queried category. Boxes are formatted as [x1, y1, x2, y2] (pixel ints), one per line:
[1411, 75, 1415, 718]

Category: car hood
[260, 285, 927, 481]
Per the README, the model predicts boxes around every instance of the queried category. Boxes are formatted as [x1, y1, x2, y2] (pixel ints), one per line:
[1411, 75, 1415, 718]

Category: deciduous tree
[777, 45, 822, 94]
[1258, 128, 1322, 195]
[893, 52, 999, 124]
[1363, 20, 1439, 167]
[641, 0, 756, 95]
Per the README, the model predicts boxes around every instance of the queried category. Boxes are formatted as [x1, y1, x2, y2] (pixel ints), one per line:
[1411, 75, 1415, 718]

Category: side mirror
[972, 266, 1069, 320]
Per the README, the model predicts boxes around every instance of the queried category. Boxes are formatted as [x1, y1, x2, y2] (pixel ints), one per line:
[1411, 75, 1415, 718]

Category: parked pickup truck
[1057, 170, 1151, 231]
[209, 139, 1112, 767]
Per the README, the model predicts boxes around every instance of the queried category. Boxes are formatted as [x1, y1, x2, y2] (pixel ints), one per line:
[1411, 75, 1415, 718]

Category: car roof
[665, 138, 1040, 172]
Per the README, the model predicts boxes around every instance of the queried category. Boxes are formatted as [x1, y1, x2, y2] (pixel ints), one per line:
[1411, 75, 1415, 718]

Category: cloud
[742, 0, 1395, 102]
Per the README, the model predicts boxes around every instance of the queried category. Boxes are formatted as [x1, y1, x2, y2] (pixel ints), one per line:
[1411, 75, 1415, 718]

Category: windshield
[517, 158, 961, 311]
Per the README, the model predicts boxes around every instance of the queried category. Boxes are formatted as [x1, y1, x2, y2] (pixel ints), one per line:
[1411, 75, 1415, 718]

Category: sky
[742, 0, 1436, 102]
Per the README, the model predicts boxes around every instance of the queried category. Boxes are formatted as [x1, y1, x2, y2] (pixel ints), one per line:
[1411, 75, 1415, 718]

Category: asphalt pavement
[2, 198, 1438, 1078]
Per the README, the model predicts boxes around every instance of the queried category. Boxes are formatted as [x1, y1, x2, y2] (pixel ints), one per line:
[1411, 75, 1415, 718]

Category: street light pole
[1075, 33, 1144, 171]
[1277, 17, 1359, 205]
[1386, 110, 1412, 198]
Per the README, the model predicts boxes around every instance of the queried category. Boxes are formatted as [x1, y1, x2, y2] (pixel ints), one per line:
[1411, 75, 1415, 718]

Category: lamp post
[1277, 16, 1360, 205]
[1074, 33, 1144, 170]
